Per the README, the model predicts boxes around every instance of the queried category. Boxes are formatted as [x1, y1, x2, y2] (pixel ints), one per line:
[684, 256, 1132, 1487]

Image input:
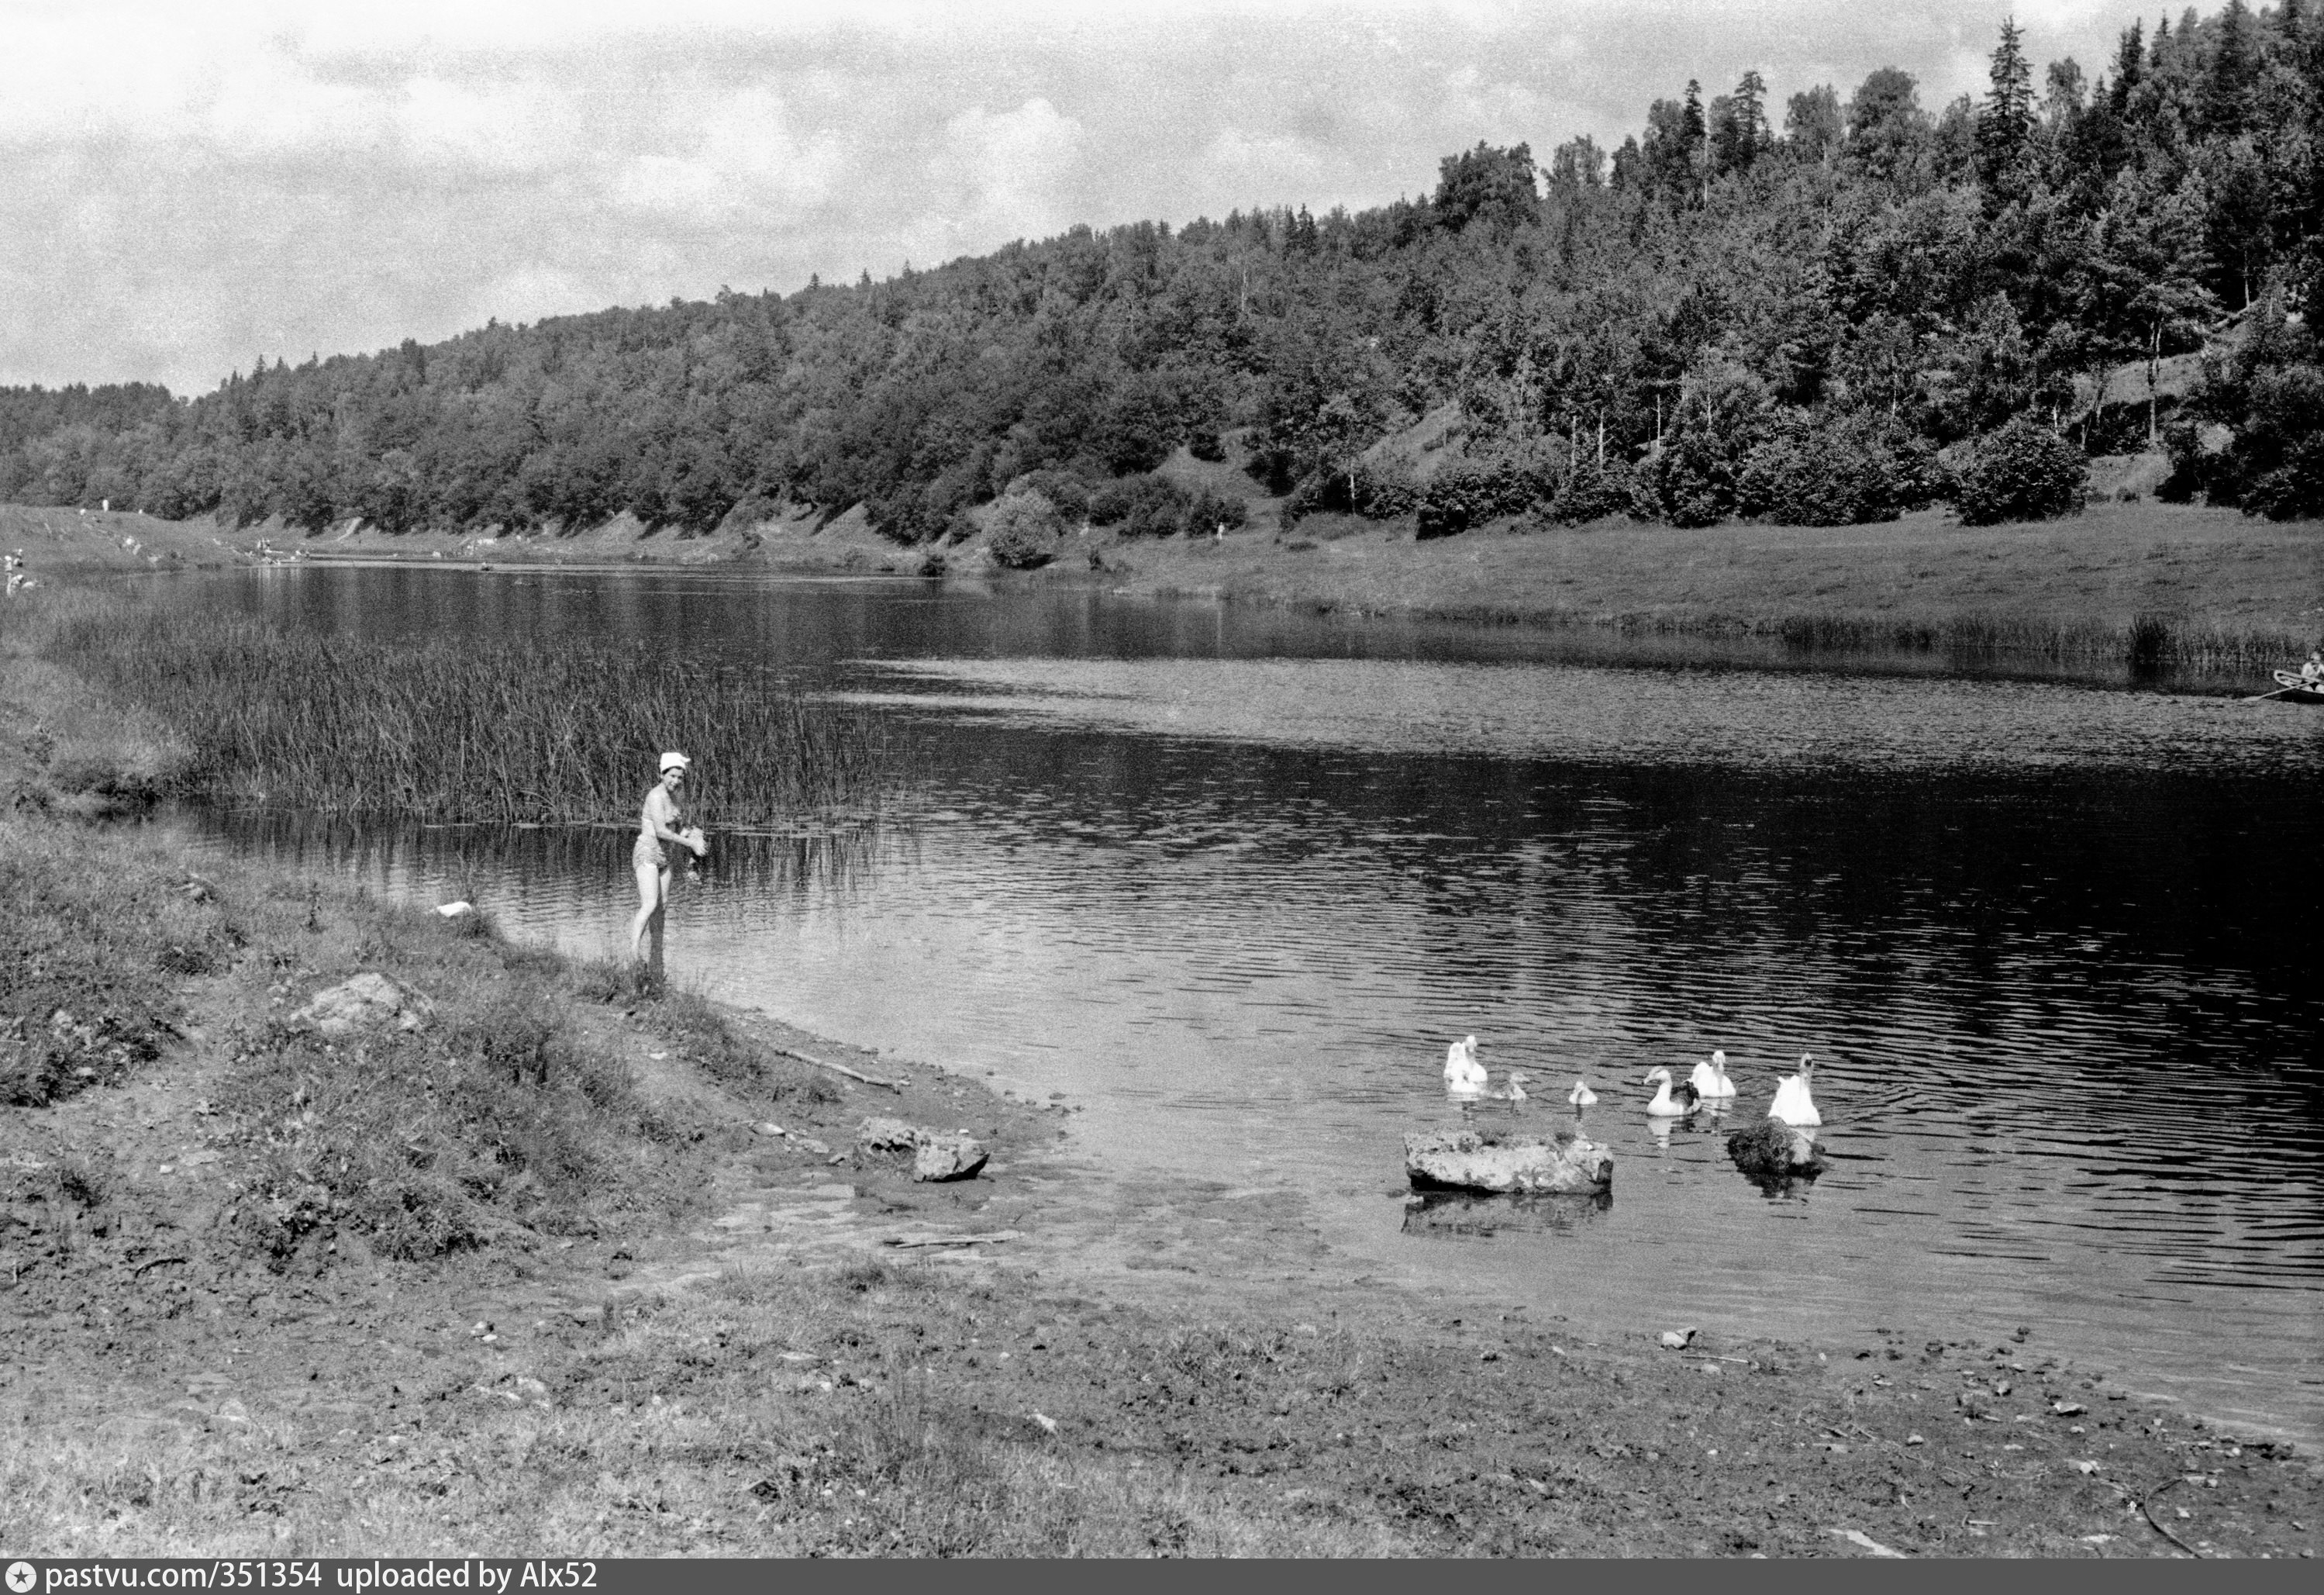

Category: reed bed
[35, 597, 889, 824]
[1766, 609, 2298, 675]
[1312, 593, 2300, 679]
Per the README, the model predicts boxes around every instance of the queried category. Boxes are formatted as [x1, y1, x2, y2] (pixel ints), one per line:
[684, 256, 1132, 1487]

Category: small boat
[2258, 670, 2324, 704]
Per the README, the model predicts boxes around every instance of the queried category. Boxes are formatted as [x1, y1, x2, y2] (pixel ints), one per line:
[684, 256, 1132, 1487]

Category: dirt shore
[3, 522, 2321, 1558]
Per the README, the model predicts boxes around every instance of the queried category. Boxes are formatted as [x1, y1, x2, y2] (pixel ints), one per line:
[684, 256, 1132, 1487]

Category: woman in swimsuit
[630, 751, 706, 967]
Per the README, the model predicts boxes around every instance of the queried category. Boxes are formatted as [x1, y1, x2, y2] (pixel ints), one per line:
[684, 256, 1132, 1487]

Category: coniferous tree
[1980, 16, 2040, 195]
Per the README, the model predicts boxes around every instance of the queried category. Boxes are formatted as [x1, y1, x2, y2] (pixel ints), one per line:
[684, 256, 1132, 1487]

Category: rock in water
[294, 972, 433, 1037]
[1404, 1127, 1612, 1195]
[1725, 1120, 1826, 1193]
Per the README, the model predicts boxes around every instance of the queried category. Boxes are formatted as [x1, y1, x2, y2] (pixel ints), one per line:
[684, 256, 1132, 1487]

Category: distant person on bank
[631, 751, 706, 967]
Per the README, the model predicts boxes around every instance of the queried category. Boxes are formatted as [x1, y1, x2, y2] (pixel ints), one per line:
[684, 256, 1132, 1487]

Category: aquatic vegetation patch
[33, 593, 889, 824]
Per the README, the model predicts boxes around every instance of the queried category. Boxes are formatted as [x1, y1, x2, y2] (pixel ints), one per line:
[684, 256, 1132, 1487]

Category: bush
[1088, 474, 1194, 538]
[1415, 453, 1541, 540]
[1738, 411, 1932, 526]
[1953, 416, 2088, 525]
[1543, 459, 1636, 524]
[984, 490, 1064, 570]
[1631, 430, 1734, 527]
[1005, 468, 1091, 523]
[867, 482, 965, 546]
[1188, 430, 1227, 462]
[1184, 487, 1249, 537]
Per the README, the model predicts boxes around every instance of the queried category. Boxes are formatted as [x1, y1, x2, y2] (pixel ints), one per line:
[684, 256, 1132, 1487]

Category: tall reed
[37, 598, 888, 824]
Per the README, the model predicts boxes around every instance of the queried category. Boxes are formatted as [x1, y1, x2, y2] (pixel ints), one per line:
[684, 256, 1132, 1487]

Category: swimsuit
[637, 787, 684, 872]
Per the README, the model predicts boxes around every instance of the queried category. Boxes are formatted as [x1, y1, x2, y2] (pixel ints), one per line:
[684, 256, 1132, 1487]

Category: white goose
[1641, 1066, 1699, 1117]
[1689, 1048, 1738, 1100]
[1443, 1035, 1488, 1094]
[1769, 1054, 1822, 1127]
[1567, 1079, 1598, 1108]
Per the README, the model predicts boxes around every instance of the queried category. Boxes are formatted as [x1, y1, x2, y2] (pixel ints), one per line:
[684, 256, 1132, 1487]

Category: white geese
[1443, 1034, 1488, 1094]
[1640, 1066, 1699, 1117]
[1768, 1054, 1822, 1127]
[1567, 1079, 1598, 1108]
[1688, 1048, 1738, 1100]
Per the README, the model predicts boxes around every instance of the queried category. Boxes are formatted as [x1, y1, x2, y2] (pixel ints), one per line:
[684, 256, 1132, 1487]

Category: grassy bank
[1084, 501, 2322, 682]
[16, 589, 887, 824]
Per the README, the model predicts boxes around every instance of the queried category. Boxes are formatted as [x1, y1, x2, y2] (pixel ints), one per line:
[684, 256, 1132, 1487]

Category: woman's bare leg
[629, 856, 663, 962]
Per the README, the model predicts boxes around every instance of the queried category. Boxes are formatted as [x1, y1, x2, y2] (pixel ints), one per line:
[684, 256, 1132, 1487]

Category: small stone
[1905, 1434, 1926, 1445]
[912, 1134, 988, 1182]
[2053, 1400, 2087, 1416]
[752, 1122, 786, 1138]
[1659, 1327, 1698, 1350]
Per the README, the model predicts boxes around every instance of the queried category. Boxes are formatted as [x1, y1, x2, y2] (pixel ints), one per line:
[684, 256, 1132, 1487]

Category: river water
[174, 565, 2324, 1443]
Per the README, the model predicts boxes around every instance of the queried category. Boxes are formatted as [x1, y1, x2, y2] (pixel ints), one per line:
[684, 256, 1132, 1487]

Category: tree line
[2, 2, 2317, 537]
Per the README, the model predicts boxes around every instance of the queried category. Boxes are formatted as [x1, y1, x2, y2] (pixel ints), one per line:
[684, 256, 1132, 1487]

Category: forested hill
[4, 2, 2319, 537]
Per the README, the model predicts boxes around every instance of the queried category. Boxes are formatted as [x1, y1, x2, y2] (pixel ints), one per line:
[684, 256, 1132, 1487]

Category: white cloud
[1202, 126, 1325, 195]
[929, 98, 1089, 239]
[612, 88, 850, 216]
[394, 75, 581, 175]
[454, 264, 605, 331]
[197, 47, 380, 158]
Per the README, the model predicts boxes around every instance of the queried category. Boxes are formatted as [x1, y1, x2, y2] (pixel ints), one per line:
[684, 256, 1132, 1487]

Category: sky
[2, 0, 2156, 396]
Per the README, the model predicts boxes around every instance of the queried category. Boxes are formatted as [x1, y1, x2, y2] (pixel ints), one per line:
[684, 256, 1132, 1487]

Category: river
[170, 564, 2324, 1444]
